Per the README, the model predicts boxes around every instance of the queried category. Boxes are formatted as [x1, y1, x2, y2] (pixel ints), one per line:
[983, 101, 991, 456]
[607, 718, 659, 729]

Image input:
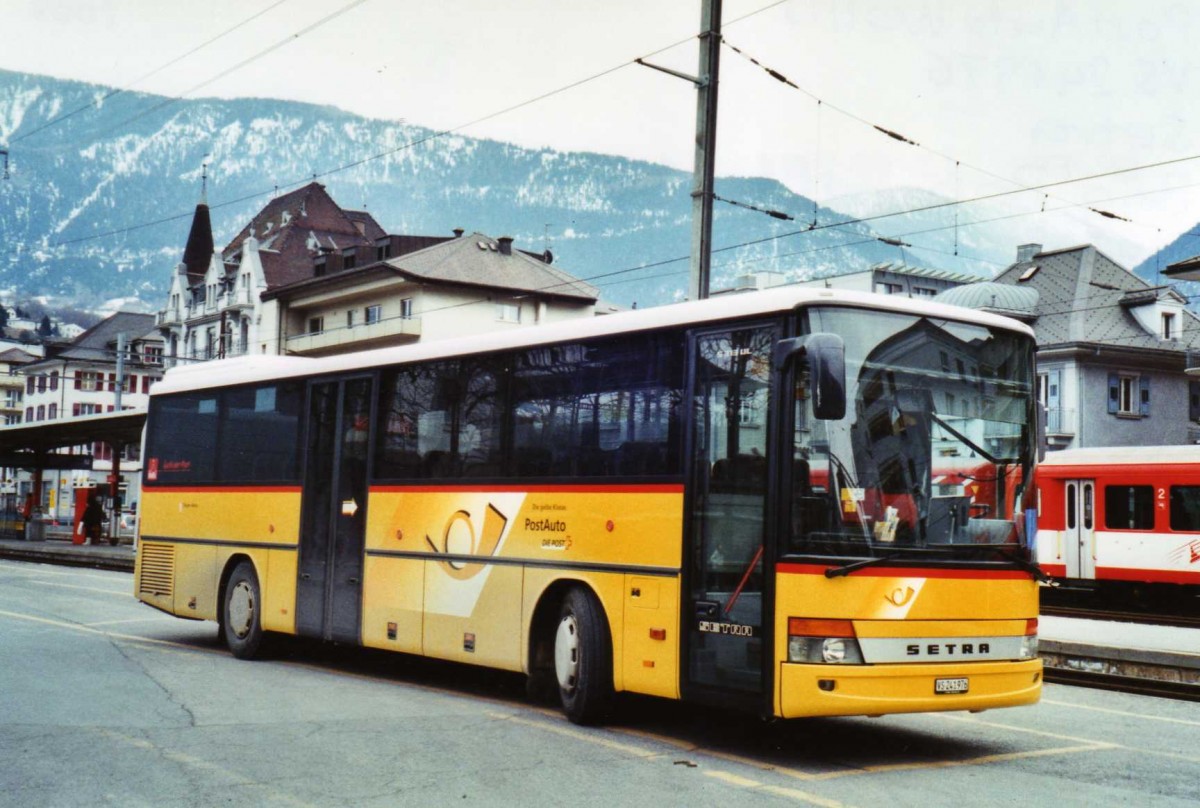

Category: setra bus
[135, 286, 1044, 723]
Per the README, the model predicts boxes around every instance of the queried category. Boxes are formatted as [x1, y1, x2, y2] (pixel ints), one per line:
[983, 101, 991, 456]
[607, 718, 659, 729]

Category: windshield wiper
[825, 553, 906, 578]
[995, 548, 1058, 586]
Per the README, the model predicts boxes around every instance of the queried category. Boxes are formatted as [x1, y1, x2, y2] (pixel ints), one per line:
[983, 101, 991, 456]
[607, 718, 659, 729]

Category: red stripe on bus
[371, 484, 685, 495]
[144, 486, 302, 494]
[1039, 563, 1067, 577]
[777, 562, 1031, 580]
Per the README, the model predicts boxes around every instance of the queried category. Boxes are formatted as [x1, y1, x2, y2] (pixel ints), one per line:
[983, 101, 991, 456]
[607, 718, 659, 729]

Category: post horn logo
[425, 503, 509, 580]
[884, 586, 916, 607]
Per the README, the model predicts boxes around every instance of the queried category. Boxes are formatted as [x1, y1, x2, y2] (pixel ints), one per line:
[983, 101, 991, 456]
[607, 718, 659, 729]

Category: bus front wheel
[222, 561, 267, 660]
[554, 587, 614, 724]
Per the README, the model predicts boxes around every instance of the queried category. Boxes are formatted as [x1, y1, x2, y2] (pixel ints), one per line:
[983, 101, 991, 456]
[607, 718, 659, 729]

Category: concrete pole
[689, 0, 722, 301]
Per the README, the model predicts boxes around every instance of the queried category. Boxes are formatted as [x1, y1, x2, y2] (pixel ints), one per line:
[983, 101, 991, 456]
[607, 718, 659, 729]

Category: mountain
[1133, 227, 1200, 307]
[0, 69, 1008, 312]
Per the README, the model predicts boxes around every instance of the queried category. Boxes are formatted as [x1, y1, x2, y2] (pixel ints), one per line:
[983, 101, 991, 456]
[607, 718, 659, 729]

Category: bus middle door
[296, 376, 374, 643]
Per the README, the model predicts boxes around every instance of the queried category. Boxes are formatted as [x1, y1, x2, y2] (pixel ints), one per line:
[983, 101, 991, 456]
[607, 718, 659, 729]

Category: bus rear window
[145, 382, 302, 485]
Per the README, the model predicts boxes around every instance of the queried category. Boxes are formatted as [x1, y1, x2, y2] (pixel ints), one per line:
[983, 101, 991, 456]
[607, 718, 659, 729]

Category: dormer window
[342, 249, 357, 270]
[1163, 312, 1176, 340]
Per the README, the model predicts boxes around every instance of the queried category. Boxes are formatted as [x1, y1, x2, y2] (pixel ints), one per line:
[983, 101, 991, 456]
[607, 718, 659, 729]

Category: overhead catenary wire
[42, 0, 792, 249]
[720, 38, 1161, 235]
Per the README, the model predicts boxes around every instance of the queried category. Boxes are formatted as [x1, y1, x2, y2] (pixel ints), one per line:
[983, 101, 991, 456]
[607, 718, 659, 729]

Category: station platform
[0, 535, 135, 572]
[1039, 615, 1200, 692]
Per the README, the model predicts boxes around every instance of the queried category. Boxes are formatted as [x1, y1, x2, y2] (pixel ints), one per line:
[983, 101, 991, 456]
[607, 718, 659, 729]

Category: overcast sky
[3, 0, 1200, 270]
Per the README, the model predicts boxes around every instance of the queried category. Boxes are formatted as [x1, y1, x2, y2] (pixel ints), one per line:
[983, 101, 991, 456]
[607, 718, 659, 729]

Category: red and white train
[1035, 446, 1200, 597]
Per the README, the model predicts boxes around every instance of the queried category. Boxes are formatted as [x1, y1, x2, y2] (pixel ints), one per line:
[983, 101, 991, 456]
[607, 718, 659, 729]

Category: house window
[347, 309, 357, 329]
[497, 302, 521, 323]
[308, 316, 324, 335]
[376, 239, 392, 261]
[36, 405, 44, 421]
[365, 305, 382, 325]
[342, 249, 357, 270]
[911, 286, 937, 297]
[1109, 372, 1149, 417]
[144, 346, 163, 365]
[875, 282, 903, 295]
[48, 403, 57, 420]
[49, 371, 58, 391]
[79, 371, 100, 392]
[1163, 312, 1176, 340]
[314, 257, 327, 277]
[400, 298, 413, 319]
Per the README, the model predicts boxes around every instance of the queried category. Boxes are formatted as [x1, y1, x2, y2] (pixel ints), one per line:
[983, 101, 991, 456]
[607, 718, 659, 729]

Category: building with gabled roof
[159, 181, 598, 360]
[942, 243, 1200, 449]
[17, 312, 164, 520]
[262, 231, 599, 355]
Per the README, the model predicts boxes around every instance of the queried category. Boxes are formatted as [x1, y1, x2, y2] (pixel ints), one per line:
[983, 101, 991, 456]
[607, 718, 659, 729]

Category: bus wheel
[554, 587, 613, 724]
[223, 561, 267, 660]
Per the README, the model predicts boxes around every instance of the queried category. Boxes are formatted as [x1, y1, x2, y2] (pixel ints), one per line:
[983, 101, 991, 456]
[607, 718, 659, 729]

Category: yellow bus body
[137, 483, 1039, 717]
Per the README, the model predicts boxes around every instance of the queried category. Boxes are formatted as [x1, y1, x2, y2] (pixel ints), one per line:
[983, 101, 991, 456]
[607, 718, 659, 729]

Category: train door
[684, 323, 777, 701]
[1063, 479, 1096, 579]
[296, 376, 374, 643]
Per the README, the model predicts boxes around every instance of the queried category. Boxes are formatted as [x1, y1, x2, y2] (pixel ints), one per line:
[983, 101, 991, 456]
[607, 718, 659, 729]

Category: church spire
[181, 166, 214, 280]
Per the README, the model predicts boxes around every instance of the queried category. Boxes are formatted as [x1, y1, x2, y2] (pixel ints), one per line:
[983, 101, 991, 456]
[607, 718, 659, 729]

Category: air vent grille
[139, 543, 175, 598]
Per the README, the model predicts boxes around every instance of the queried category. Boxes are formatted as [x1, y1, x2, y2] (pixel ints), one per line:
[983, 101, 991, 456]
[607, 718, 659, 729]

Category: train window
[1104, 485, 1154, 530]
[1066, 484, 1076, 530]
[1169, 486, 1200, 532]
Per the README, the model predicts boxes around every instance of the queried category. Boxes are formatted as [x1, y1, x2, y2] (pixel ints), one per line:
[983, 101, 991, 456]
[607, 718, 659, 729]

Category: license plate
[935, 677, 969, 695]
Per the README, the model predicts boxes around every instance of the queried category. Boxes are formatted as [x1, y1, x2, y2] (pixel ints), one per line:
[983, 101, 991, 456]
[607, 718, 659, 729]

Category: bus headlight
[1020, 618, 1039, 660]
[788, 618, 864, 664]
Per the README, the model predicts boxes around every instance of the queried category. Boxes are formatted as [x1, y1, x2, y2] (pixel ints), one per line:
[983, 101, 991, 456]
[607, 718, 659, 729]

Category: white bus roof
[1039, 446, 1200, 467]
[152, 286, 1035, 396]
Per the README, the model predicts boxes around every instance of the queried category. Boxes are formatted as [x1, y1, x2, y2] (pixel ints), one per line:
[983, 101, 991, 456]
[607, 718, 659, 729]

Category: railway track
[1042, 667, 1200, 702]
[1039, 604, 1200, 630]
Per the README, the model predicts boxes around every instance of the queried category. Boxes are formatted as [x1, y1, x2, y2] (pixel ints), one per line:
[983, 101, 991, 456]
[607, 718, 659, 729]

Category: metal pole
[689, 0, 722, 301]
[114, 332, 126, 412]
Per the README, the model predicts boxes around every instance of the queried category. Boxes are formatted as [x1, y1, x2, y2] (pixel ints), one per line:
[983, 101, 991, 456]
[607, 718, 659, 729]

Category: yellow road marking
[1043, 697, 1200, 728]
[28, 579, 131, 597]
[487, 712, 661, 758]
[704, 770, 850, 807]
[98, 729, 318, 808]
[0, 609, 213, 652]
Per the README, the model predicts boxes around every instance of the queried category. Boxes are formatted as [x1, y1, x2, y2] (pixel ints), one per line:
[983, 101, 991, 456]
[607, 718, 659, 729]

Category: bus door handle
[300, 573, 312, 580]
[348, 577, 360, 585]
[695, 600, 720, 619]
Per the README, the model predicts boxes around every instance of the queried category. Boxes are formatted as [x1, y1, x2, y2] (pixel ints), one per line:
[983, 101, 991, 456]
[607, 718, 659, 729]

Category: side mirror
[774, 333, 846, 420]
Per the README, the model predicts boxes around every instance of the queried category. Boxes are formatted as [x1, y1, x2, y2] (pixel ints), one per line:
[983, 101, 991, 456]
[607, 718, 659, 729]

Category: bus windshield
[788, 307, 1036, 559]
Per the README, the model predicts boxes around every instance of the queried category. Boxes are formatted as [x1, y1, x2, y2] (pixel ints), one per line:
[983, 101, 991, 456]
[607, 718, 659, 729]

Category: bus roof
[1039, 445, 1200, 467]
[152, 285, 1035, 396]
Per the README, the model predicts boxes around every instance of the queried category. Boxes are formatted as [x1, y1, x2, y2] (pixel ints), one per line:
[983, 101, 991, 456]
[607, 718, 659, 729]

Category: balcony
[285, 315, 422, 355]
[157, 307, 183, 326]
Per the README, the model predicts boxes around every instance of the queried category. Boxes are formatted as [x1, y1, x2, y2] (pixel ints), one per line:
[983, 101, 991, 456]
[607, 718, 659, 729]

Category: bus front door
[296, 376, 374, 643]
[1063, 479, 1096, 580]
[685, 324, 776, 701]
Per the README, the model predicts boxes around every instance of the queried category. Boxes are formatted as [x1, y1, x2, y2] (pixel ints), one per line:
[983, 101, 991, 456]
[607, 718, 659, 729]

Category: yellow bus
[135, 286, 1044, 723]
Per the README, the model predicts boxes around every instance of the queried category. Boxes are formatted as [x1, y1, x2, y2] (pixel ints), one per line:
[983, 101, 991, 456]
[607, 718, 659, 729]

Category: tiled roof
[387, 233, 598, 301]
[221, 182, 381, 259]
[25, 312, 158, 370]
[992, 244, 1200, 351]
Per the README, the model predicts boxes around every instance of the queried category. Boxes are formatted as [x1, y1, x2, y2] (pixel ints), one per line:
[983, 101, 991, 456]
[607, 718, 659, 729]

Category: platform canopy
[0, 412, 146, 469]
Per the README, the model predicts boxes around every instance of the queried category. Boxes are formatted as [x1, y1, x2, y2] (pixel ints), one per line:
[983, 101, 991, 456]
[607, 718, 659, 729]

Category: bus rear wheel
[222, 561, 267, 660]
[554, 587, 614, 725]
